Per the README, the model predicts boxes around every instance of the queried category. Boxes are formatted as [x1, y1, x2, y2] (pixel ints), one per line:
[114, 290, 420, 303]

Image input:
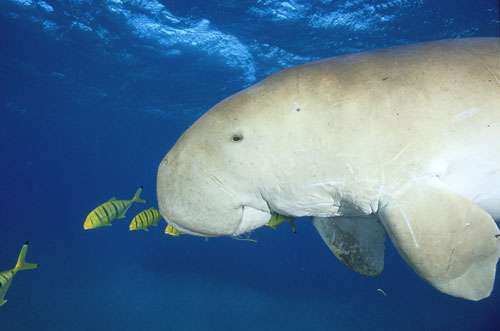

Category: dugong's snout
[157, 154, 270, 237]
[157, 157, 238, 236]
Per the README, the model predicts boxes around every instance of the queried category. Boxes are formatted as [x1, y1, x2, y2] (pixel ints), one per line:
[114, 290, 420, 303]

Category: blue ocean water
[0, 1, 499, 330]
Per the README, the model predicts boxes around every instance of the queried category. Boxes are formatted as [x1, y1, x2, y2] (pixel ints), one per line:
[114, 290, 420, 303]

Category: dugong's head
[157, 80, 290, 237]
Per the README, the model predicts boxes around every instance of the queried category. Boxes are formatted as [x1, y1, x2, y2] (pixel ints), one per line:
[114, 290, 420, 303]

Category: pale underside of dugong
[157, 38, 500, 301]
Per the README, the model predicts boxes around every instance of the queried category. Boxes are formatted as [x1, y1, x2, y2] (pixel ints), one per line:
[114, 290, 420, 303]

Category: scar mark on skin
[210, 175, 224, 186]
[463, 48, 500, 85]
[399, 205, 420, 248]
[482, 63, 500, 85]
[381, 143, 413, 169]
[206, 173, 237, 199]
[453, 108, 481, 122]
[446, 247, 456, 275]
[481, 61, 500, 85]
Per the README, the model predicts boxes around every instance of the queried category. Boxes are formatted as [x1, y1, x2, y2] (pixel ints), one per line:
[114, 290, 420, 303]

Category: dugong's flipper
[379, 181, 500, 301]
[313, 216, 385, 276]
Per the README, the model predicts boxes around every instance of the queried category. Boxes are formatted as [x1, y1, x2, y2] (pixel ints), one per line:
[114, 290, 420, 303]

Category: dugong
[157, 38, 500, 301]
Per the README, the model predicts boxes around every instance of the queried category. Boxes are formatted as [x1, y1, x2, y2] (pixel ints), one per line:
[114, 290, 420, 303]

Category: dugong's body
[157, 38, 500, 301]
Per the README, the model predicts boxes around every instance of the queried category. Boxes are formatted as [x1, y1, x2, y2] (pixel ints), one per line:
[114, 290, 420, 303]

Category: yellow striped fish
[164, 224, 182, 236]
[265, 213, 297, 233]
[1, 241, 38, 307]
[129, 208, 162, 231]
[83, 187, 146, 230]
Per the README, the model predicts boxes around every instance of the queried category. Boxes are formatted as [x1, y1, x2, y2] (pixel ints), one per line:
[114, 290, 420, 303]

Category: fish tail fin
[131, 186, 146, 204]
[14, 241, 38, 272]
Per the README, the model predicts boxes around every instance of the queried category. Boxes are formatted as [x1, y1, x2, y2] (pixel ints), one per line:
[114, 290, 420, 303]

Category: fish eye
[231, 134, 243, 142]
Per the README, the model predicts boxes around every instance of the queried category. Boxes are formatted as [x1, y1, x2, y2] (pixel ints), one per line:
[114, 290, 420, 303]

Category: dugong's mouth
[233, 206, 272, 236]
[165, 205, 271, 237]
[164, 221, 215, 237]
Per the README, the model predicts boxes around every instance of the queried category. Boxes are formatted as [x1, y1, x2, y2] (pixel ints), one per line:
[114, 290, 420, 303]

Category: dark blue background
[0, 1, 499, 330]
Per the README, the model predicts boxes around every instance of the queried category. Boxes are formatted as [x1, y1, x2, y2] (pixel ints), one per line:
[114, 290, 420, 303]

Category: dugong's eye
[231, 134, 243, 142]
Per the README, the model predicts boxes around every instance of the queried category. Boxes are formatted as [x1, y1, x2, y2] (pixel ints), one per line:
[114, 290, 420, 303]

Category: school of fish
[82, 186, 291, 237]
[0, 185, 290, 307]
[82, 186, 181, 235]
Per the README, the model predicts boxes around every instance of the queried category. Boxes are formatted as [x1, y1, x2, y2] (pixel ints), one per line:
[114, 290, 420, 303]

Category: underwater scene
[1, 1, 500, 330]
